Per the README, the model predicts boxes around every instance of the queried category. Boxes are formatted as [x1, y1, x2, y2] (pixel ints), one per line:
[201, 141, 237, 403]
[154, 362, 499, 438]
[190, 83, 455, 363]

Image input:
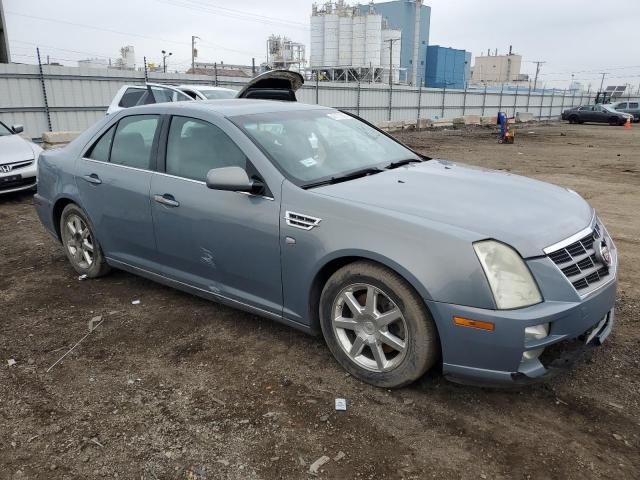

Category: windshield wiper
[385, 158, 423, 170]
[302, 167, 384, 189]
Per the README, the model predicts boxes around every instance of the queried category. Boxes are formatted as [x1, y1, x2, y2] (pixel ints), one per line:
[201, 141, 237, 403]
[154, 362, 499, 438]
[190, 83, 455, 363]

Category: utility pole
[599, 72, 608, 93]
[191, 36, 200, 72]
[384, 38, 400, 86]
[532, 61, 545, 91]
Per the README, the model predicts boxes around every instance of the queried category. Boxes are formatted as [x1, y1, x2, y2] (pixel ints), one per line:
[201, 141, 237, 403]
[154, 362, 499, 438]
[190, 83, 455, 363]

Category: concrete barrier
[42, 131, 81, 149]
[515, 112, 535, 123]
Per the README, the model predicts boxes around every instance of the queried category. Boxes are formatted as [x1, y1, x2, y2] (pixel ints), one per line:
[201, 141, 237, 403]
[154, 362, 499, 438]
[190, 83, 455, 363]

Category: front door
[76, 114, 161, 271]
[150, 115, 282, 316]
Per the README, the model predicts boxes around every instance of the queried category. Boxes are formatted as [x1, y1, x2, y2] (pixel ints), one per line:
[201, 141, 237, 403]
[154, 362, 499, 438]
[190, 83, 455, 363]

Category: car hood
[0, 134, 35, 165]
[314, 160, 593, 258]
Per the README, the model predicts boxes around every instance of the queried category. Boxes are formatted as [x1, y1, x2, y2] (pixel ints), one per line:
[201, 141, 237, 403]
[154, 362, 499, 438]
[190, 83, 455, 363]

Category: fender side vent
[285, 211, 321, 230]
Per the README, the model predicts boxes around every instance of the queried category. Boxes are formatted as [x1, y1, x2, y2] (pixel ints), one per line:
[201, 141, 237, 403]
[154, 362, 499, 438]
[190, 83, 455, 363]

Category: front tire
[320, 261, 439, 388]
[60, 203, 110, 278]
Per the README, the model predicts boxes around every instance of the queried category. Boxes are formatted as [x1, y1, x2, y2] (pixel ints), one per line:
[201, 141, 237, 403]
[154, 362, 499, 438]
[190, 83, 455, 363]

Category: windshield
[602, 105, 618, 113]
[232, 109, 419, 185]
[0, 122, 13, 136]
[201, 89, 236, 100]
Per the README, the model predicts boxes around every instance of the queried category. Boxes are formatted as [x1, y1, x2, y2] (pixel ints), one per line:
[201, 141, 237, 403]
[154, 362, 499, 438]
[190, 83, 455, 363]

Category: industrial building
[266, 35, 306, 71]
[471, 48, 523, 85]
[359, 0, 430, 86]
[425, 45, 471, 89]
[77, 46, 136, 70]
[310, 1, 402, 83]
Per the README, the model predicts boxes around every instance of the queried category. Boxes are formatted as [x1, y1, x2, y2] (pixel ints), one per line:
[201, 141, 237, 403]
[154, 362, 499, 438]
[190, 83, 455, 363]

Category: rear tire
[60, 203, 111, 278]
[319, 261, 439, 388]
[609, 117, 621, 126]
[568, 115, 578, 124]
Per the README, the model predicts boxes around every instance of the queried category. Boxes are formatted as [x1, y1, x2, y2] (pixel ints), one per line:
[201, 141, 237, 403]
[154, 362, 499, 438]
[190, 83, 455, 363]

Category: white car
[176, 85, 237, 100]
[106, 83, 193, 115]
[0, 121, 43, 194]
[106, 71, 303, 115]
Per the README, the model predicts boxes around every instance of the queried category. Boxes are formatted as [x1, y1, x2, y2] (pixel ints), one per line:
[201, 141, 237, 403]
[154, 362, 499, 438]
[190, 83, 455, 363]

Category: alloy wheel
[331, 283, 408, 373]
[63, 214, 95, 269]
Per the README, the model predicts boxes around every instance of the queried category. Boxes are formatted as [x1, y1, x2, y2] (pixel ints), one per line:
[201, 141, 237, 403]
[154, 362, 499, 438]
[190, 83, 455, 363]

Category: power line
[5, 11, 262, 57]
[155, 0, 309, 30]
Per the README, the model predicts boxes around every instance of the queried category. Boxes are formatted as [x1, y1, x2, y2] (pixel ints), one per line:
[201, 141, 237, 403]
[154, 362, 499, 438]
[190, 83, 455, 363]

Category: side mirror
[12, 124, 24, 134]
[206, 166, 264, 194]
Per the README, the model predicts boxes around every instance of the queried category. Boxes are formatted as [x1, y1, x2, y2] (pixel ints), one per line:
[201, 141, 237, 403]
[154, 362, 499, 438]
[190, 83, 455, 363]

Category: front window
[166, 116, 246, 181]
[232, 109, 419, 185]
[201, 89, 236, 100]
[0, 122, 12, 136]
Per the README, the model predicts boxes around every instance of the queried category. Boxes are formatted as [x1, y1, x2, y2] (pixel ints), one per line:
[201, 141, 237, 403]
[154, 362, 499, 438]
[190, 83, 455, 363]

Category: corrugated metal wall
[2, 63, 637, 139]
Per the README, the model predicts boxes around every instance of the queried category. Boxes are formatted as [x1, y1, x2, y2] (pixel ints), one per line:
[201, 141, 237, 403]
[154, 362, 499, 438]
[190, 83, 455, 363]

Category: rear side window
[87, 125, 116, 162]
[616, 103, 628, 109]
[118, 88, 145, 108]
[630, 103, 639, 109]
[110, 115, 160, 170]
[166, 116, 246, 181]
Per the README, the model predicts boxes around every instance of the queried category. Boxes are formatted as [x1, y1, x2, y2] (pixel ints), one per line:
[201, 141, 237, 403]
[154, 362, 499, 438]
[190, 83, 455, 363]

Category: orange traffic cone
[625, 117, 631, 129]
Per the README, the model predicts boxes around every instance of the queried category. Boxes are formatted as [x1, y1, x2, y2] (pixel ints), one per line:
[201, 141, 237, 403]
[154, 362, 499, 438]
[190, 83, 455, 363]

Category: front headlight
[474, 240, 542, 310]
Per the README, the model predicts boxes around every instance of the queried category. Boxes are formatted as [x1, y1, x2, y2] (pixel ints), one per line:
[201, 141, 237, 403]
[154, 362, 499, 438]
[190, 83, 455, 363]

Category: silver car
[33, 100, 617, 388]
[0, 121, 43, 194]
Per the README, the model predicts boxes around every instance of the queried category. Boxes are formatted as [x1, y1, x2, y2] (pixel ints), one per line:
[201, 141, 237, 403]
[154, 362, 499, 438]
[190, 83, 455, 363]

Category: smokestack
[509, 45, 513, 55]
[411, 0, 422, 86]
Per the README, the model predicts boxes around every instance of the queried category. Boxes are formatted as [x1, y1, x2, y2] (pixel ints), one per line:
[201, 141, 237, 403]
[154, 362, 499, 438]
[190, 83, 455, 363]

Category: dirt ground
[1, 122, 639, 480]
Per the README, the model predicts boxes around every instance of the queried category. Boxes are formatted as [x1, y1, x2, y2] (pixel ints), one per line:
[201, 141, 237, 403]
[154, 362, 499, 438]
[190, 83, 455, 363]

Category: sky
[3, 0, 640, 90]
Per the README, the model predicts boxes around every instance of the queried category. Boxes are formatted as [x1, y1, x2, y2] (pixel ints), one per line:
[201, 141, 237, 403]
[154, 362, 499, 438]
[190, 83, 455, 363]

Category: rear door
[77, 114, 162, 272]
[149, 114, 283, 315]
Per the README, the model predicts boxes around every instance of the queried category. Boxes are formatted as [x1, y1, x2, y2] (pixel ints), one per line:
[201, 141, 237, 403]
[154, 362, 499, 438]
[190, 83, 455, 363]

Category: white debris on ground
[335, 398, 346, 411]
[7, 359, 17, 367]
[131, 300, 141, 305]
[309, 455, 330, 475]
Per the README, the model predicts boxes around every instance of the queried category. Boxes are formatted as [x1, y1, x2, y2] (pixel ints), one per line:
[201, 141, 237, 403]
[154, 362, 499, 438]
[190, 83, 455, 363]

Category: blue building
[360, 0, 431, 85]
[425, 46, 472, 89]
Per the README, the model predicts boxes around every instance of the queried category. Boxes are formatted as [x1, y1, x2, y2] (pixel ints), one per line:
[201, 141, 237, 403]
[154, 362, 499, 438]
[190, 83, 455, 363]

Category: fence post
[539, 89, 545, 120]
[416, 82, 422, 130]
[481, 84, 487, 117]
[512, 84, 519, 117]
[498, 83, 504, 114]
[143, 56, 149, 83]
[526, 83, 532, 113]
[441, 86, 446, 118]
[36, 48, 52, 133]
[560, 89, 566, 118]
[548, 89, 555, 120]
[315, 73, 319, 104]
[214, 63, 218, 86]
[462, 84, 467, 116]
[356, 81, 361, 117]
[388, 82, 393, 121]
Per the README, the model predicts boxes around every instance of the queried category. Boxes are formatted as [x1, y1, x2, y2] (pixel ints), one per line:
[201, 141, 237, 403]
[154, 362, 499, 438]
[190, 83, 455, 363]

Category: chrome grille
[0, 160, 34, 173]
[547, 223, 610, 293]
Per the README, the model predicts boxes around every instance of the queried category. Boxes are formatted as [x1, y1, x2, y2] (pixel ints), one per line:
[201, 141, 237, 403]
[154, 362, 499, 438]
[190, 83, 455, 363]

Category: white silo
[351, 14, 366, 67]
[310, 13, 325, 67]
[365, 13, 382, 68]
[338, 14, 353, 67]
[323, 11, 339, 67]
[381, 28, 401, 83]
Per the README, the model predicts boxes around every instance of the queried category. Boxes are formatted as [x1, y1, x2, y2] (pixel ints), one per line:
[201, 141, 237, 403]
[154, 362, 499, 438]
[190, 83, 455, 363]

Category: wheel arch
[307, 251, 436, 333]
[52, 196, 81, 242]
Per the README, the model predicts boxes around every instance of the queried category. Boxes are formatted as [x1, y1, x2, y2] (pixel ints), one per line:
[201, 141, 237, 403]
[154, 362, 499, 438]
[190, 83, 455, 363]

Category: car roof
[121, 99, 330, 118]
[176, 85, 236, 91]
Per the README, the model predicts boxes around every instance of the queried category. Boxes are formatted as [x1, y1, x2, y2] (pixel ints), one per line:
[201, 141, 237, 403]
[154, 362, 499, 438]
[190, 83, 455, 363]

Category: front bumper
[425, 276, 617, 386]
[0, 163, 37, 194]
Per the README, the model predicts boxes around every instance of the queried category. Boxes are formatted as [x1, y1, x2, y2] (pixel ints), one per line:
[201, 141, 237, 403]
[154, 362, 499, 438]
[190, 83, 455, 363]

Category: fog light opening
[522, 323, 550, 362]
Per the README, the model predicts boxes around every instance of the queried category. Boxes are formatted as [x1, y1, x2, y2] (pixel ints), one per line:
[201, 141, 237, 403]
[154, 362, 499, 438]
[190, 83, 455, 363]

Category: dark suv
[611, 101, 640, 122]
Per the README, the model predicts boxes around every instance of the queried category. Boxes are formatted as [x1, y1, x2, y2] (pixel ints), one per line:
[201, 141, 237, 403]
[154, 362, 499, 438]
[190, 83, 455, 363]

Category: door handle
[154, 194, 180, 207]
[81, 174, 102, 185]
